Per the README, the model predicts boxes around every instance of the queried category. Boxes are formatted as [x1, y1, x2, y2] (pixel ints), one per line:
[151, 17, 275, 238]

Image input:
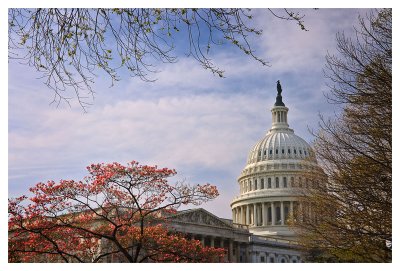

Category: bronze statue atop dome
[277, 80, 282, 95]
[274, 80, 285, 106]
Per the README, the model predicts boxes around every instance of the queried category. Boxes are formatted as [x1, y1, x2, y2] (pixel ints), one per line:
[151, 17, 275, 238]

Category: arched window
[268, 178, 272, 188]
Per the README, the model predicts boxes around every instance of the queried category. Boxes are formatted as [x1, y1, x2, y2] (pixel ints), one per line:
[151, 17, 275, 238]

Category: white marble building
[167, 208, 302, 263]
[167, 81, 318, 263]
[230, 80, 319, 240]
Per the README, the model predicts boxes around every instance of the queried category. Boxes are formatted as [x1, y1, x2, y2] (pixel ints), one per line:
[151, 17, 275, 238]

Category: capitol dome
[246, 129, 314, 165]
[231, 81, 319, 238]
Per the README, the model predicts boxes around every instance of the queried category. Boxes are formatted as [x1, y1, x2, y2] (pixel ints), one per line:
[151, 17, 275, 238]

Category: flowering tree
[8, 161, 224, 263]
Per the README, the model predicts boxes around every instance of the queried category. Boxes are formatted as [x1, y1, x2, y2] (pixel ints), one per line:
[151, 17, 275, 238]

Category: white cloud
[8, 8, 372, 219]
[252, 9, 362, 74]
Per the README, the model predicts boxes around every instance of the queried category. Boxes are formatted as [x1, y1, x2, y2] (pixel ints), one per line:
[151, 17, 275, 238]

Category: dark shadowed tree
[293, 8, 391, 262]
[8, 8, 308, 111]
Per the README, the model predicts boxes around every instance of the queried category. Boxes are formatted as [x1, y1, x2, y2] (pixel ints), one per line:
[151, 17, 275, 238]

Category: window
[254, 179, 258, 190]
[283, 177, 287, 188]
[282, 149, 285, 154]
[298, 177, 303, 188]
[249, 180, 252, 191]
[291, 177, 295, 187]
[294, 149, 297, 154]
[261, 256, 265, 262]
[270, 257, 275, 263]
[268, 178, 272, 188]
[269, 149, 272, 155]
[267, 207, 272, 223]
[264, 150, 267, 155]
[275, 149, 278, 154]
[300, 150, 302, 154]
[275, 177, 280, 188]
[261, 178, 264, 189]
[304, 150, 307, 156]
[284, 206, 289, 223]
[288, 148, 291, 154]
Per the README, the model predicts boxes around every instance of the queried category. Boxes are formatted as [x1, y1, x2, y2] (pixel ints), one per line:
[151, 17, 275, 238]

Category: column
[253, 204, 257, 226]
[210, 236, 215, 247]
[218, 238, 223, 248]
[232, 209, 235, 223]
[240, 206, 244, 224]
[251, 251, 258, 263]
[246, 205, 250, 225]
[229, 239, 234, 262]
[271, 202, 275, 225]
[236, 242, 241, 263]
[281, 201, 285, 225]
[262, 203, 267, 226]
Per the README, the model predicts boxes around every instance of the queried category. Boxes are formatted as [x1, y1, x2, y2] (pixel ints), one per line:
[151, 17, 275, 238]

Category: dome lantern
[271, 80, 289, 131]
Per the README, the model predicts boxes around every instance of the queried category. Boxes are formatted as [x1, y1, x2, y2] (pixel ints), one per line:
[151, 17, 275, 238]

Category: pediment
[169, 208, 233, 229]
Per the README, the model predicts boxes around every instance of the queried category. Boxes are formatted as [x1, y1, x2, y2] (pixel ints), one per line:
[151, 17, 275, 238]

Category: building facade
[167, 208, 302, 263]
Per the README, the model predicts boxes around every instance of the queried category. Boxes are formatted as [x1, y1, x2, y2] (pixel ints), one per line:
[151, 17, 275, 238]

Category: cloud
[253, 9, 363, 74]
[8, 8, 371, 219]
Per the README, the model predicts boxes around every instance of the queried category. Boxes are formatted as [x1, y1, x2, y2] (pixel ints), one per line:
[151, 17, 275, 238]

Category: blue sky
[8, 8, 376, 219]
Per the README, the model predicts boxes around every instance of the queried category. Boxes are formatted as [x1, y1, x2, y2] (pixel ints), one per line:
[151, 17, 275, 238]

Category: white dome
[246, 129, 314, 164]
[230, 81, 319, 238]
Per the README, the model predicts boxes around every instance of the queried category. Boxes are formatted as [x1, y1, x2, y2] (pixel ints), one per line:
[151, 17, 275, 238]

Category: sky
[7, 8, 373, 219]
